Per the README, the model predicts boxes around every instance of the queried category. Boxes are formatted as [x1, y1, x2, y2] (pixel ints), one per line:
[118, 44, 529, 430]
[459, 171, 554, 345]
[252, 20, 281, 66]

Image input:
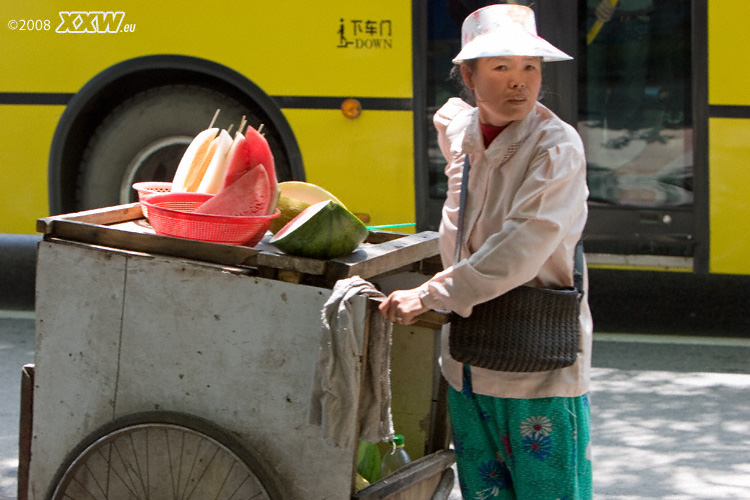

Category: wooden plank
[37, 203, 264, 267]
[255, 247, 328, 276]
[352, 450, 455, 500]
[36, 203, 143, 233]
[326, 232, 440, 284]
[365, 231, 413, 245]
[43, 220, 260, 267]
[426, 468, 455, 500]
[18, 364, 33, 500]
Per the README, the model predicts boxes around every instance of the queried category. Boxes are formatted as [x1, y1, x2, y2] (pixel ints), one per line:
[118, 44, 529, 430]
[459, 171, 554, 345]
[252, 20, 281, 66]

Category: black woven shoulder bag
[448, 155, 583, 372]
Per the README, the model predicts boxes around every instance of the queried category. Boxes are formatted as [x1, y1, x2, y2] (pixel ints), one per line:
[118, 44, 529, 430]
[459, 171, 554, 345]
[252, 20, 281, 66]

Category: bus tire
[76, 84, 292, 210]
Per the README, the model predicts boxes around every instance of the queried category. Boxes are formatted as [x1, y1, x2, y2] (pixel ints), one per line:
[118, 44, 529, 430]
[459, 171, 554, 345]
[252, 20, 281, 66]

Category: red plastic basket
[141, 192, 280, 246]
[132, 182, 174, 218]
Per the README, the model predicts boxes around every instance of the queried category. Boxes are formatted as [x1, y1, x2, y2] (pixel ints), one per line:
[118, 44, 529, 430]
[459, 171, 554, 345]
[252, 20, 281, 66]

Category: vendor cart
[20, 203, 453, 500]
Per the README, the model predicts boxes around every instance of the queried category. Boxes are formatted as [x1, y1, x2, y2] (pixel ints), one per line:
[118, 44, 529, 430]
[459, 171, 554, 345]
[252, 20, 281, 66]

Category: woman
[379, 5, 593, 499]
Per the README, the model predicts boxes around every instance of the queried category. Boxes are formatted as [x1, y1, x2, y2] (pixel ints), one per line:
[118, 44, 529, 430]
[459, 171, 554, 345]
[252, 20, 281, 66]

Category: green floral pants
[447, 365, 592, 500]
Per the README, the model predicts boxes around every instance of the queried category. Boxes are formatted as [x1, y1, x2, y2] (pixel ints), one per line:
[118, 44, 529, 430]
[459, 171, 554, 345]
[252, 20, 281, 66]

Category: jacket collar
[446, 99, 544, 163]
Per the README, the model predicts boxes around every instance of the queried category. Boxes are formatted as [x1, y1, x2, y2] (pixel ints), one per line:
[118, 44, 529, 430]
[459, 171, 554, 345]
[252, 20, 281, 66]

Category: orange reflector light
[354, 213, 371, 224]
[341, 98, 362, 119]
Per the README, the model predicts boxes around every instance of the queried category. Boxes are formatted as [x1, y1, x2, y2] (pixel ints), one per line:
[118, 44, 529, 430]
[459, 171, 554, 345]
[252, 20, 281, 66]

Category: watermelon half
[270, 200, 368, 259]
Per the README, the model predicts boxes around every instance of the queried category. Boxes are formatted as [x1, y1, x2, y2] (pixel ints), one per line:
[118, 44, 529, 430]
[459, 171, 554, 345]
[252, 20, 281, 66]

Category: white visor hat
[453, 4, 572, 64]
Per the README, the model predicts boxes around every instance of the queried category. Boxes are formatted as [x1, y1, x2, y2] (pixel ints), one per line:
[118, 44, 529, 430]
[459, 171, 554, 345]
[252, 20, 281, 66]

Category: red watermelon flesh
[194, 165, 271, 216]
[221, 125, 276, 194]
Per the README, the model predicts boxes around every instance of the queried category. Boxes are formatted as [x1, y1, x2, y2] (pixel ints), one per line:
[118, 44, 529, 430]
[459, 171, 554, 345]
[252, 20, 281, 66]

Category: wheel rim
[50, 422, 273, 500]
[118, 136, 193, 204]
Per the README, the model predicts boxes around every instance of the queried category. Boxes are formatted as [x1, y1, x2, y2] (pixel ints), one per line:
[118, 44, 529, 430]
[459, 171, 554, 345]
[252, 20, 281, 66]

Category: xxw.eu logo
[56, 12, 128, 33]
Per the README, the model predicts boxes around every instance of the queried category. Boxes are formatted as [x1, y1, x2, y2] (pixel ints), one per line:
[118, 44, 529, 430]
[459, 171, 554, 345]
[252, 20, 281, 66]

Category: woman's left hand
[378, 288, 430, 325]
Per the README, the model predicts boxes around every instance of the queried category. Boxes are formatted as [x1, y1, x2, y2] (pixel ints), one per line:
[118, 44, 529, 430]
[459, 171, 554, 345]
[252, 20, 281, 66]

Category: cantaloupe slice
[182, 129, 232, 192]
[171, 127, 219, 192]
[269, 181, 346, 233]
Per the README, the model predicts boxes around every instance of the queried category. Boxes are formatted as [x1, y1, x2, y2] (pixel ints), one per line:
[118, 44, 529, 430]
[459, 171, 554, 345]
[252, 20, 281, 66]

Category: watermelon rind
[269, 200, 368, 259]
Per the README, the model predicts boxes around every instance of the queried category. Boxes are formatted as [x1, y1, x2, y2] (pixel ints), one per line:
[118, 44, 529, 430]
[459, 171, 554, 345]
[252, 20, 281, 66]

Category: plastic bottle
[380, 434, 411, 477]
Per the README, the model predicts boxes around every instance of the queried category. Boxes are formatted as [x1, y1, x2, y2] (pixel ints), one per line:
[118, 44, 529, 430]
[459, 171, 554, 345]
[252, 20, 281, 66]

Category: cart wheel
[45, 411, 280, 500]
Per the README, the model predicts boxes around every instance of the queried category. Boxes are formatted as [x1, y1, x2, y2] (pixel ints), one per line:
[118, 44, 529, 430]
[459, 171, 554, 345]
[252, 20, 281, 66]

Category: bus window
[580, 0, 692, 209]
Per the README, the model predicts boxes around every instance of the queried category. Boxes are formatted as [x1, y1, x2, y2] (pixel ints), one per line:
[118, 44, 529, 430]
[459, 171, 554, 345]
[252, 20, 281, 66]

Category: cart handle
[368, 297, 449, 330]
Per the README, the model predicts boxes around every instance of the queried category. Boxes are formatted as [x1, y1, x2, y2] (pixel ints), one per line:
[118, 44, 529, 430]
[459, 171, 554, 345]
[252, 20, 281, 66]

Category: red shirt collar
[480, 122, 509, 148]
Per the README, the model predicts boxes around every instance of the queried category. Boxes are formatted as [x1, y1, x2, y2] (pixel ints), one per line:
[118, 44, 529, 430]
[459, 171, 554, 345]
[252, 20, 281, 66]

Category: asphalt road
[1, 267, 749, 499]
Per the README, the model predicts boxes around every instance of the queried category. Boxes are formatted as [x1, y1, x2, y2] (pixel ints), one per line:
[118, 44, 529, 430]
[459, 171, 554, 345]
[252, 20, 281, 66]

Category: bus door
[420, 0, 697, 271]
[575, 0, 696, 269]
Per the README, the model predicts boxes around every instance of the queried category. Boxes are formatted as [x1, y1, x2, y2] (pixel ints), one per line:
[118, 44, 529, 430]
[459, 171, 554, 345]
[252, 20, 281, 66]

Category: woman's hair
[448, 58, 546, 105]
[449, 60, 477, 106]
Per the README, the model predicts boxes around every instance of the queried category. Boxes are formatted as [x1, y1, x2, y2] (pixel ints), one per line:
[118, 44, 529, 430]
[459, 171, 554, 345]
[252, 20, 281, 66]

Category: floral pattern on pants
[447, 365, 592, 500]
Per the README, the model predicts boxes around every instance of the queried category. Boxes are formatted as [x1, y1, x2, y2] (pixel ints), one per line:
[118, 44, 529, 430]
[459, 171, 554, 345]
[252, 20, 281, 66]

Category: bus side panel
[0, 106, 62, 233]
[708, 1, 750, 106]
[708, 118, 750, 275]
[2, 2, 413, 99]
[283, 109, 415, 228]
[708, 0, 750, 274]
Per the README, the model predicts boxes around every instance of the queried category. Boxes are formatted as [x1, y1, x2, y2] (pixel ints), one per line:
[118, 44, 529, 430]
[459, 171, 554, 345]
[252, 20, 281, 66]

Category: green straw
[366, 222, 416, 230]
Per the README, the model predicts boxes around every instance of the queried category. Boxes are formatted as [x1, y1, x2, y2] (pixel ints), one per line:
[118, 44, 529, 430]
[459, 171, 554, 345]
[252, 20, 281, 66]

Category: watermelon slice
[194, 165, 271, 216]
[222, 125, 277, 198]
[270, 200, 368, 259]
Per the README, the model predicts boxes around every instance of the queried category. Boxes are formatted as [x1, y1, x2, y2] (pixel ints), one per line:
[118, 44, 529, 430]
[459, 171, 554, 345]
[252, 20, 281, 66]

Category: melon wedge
[194, 165, 271, 216]
[198, 129, 243, 194]
[171, 127, 220, 192]
[270, 181, 346, 233]
[186, 129, 232, 192]
[270, 200, 368, 259]
[277, 181, 344, 206]
[222, 125, 276, 195]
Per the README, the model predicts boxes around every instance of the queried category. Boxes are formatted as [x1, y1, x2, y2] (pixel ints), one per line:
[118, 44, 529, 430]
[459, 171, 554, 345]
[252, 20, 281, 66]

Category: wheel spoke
[184, 445, 221, 500]
[48, 414, 275, 500]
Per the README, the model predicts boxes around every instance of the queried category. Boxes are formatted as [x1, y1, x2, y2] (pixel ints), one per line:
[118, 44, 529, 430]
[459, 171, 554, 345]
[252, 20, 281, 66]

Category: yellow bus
[2, 0, 749, 277]
[1, 0, 416, 233]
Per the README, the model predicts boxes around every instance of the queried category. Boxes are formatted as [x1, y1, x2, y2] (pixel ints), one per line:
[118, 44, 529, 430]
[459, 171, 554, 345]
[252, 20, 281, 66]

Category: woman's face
[461, 56, 542, 127]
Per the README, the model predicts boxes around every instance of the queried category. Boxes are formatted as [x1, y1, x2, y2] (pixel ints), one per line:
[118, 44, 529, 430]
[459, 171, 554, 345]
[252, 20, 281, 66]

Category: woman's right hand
[378, 288, 430, 325]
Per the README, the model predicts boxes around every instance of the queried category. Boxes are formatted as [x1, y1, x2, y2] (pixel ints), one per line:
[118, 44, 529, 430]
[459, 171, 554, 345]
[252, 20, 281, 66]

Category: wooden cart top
[37, 202, 443, 291]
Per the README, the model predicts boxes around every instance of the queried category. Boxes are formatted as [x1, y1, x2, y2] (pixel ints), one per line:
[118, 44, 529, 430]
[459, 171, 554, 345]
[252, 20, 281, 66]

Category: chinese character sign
[338, 18, 393, 48]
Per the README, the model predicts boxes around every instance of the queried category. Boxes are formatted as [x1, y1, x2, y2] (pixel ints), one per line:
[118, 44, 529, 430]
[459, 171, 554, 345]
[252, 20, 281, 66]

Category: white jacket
[418, 98, 593, 399]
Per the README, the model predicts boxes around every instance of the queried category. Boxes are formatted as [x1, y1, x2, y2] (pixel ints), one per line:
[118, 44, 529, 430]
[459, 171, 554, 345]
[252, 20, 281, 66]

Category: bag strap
[453, 154, 584, 291]
[573, 239, 584, 292]
[453, 154, 471, 264]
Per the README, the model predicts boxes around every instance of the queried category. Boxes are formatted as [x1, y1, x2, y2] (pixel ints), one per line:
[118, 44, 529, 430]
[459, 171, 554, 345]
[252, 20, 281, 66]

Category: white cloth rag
[308, 276, 394, 448]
